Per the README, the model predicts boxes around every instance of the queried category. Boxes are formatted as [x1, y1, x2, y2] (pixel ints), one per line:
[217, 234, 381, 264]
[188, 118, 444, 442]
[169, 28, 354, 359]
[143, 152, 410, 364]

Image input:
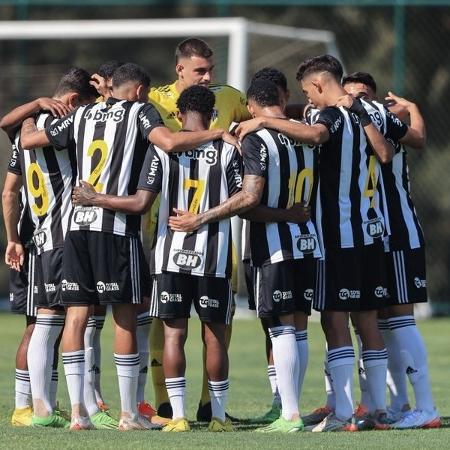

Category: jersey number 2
[87, 140, 108, 192]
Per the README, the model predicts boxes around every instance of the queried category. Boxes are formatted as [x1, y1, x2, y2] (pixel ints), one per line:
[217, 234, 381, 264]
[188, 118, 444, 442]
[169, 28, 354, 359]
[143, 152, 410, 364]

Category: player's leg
[28, 249, 66, 427]
[92, 304, 107, 410]
[386, 248, 440, 429]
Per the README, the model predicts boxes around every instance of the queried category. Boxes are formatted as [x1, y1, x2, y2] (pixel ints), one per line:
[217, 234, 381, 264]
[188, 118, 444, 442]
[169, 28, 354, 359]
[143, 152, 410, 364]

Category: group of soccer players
[1, 36, 441, 432]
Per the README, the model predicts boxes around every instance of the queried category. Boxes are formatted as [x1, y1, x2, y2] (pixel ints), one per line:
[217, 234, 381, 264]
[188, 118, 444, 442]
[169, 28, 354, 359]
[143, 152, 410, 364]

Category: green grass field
[0, 312, 448, 449]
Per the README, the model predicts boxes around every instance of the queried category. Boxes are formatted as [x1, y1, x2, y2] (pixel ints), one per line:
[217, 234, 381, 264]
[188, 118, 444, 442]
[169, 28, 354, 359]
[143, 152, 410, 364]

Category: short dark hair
[97, 60, 125, 80]
[112, 63, 150, 89]
[175, 38, 213, 64]
[296, 54, 343, 82]
[54, 67, 97, 101]
[246, 79, 280, 107]
[342, 71, 377, 94]
[177, 85, 215, 116]
[251, 67, 288, 93]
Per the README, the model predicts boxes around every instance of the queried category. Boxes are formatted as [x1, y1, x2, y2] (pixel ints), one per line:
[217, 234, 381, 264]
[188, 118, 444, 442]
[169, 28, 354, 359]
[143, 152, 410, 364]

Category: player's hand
[37, 97, 72, 118]
[385, 91, 413, 120]
[286, 202, 311, 223]
[168, 208, 202, 233]
[90, 73, 110, 99]
[5, 241, 24, 272]
[222, 131, 241, 152]
[72, 180, 97, 206]
[335, 94, 356, 110]
[235, 117, 264, 141]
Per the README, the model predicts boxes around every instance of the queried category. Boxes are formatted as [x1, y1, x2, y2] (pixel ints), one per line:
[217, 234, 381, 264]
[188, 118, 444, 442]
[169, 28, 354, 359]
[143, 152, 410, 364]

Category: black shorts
[385, 247, 427, 305]
[150, 272, 233, 325]
[62, 230, 150, 306]
[314, 242, 387, 312]
[9, 247, 39, 317]
[35, 248, 65, 310]
[254, 258, 316, 318]
[244, 259, 257, 310]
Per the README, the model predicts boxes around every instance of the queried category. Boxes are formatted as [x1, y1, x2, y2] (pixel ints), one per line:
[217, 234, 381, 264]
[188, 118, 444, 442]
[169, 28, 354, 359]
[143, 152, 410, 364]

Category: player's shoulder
[210, 83, 245, 98]
[149, 83, 176, 100]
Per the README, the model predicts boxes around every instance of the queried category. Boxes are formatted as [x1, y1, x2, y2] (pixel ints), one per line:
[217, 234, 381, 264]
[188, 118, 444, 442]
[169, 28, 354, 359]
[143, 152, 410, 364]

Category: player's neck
[324, 84, 348, 108]
[181, 114, 209, 132]
[258, 106, 286, 119]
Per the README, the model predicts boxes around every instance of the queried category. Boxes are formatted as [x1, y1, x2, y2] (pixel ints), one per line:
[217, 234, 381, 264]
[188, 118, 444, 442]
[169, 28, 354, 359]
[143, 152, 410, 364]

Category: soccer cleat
[11, 406, 33, 427]
[250, 404, 281, 424]
[91, 410, 119, 429]
[391, 408, 441, 429]
[386, 406, 410, 424]
[162, 417, 191, 432]
[118, 414, 161, 431]
[208, 417, 234, 432]
[312, 413, 357, 432]
[157, 402, 173, 419]
[356, 412, 391, 431]
[55, 402, 71, 421]
[138, 401, 157, 420]
[70, 416, 94, 431]
[32, 412, 70, 428]
[256, 416, 304, 433]
[150, 414, 171, 426]
[354, 403, 369, 420]
[196, 401, 239, 423]
[302, 405, 333, 426]
[97, 401, 110, 412]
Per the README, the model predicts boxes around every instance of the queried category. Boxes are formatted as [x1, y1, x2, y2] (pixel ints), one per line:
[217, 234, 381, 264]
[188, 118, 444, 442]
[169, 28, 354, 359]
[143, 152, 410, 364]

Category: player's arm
[385, 91, 426, 149]
[2, 172, 24, 271]
[0, 98, 70, 137]
[72, 181, 157, 215]
[236, 116, 329, 145]
[336, 95, 394, 163]
[240, 202, 310, 224]
[20, 117, 50, 149]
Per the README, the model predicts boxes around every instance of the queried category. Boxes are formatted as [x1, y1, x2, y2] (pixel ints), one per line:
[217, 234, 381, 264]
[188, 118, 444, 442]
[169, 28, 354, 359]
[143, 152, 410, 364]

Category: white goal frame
[0, 17, 341, 91]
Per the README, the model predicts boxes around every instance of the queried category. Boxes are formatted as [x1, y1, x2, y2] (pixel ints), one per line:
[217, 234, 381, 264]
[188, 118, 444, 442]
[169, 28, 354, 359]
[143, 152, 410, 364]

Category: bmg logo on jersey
[73, 207, 98, 226]
[365, 218, 384, 238]
[414, 277, 427, 289]
[199, 296, 219, 309]
[374, 286, 388, 298]
[33, 230, 47, 248]
[160, 291, 182, 303]
[339, 288, 361, 301]
[178, 147, 218, 165]
[96, 281, 119, 294]
[296, 234, 317, 254]
[85, 108, 124, 123]
[272, 290, 293, 303]
[173, 250, 202, 269]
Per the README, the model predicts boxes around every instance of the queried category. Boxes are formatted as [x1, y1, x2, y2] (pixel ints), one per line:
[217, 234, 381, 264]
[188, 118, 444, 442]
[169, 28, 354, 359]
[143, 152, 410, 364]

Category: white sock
[388, 316, 435, 412]
[267, 365, 281, 407]
[50, 370, 58, 409]
[324, 349, 335, 410]
[327, 347, 355, 421]
[295, 330, 308, 406]
[379, 319, 409, 411]
[115, 353, 140, 418]
[93, 315, 105, 404]
[355, 332, 374, 412]
[15, 369, 31, 408]
[165, 377, 186, 419]
[28, 314, 65, 416]
[62, 350, 85, 410]
[208, 379, 229, 422]
[362, 349, 388, 412]
[269, 326, 299, 420]
[84, 317, 100, 416]
[136, 313, 152, 403]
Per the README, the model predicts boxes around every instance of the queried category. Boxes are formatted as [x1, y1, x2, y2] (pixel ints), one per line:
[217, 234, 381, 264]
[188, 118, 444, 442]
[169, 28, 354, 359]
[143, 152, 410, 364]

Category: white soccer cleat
[70, 416, 94, 431]
[391, 408, 441, 429]
[386, 406, 410, 424]
[119, 414, 162, 431]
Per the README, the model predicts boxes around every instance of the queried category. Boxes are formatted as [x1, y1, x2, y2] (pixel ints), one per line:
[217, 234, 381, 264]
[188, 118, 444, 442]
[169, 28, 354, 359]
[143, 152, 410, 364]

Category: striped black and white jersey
[242, 126, 322, 267]
[46, 98, 164, 237]
[7, 143, 34, 246]
[137, 140, 242, 278]
[314, 106, 390, 250]
[15, 113, 76, 254]
[361, 99, 423, 250]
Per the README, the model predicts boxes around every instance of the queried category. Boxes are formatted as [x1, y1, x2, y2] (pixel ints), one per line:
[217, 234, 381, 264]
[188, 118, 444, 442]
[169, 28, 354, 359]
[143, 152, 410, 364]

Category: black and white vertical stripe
[392, 250, 410, 304]
[26, 249, 37, 317]
[130, 237, 141, 304]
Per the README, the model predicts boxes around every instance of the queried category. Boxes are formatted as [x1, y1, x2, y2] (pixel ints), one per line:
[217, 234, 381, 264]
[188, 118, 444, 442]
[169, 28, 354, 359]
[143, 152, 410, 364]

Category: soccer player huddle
[2, 37, 441, 432]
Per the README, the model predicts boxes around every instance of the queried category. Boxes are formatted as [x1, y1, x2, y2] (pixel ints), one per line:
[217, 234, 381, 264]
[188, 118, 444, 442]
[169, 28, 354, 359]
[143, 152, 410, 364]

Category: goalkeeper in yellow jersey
[143, 37, 250, 422]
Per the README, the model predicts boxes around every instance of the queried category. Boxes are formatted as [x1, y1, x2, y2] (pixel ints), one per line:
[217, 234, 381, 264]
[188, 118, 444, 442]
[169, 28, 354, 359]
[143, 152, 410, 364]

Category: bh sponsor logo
[160, 291, 182, 304]
[61, 279, 79, 292]
[33, 230, 47, 248]
[374, 286, 388, 298]
[272, 290, 293, 303]
[339, 288, 361, 301]
[173, 250, 202, 270]
[199, 296, 220, 309]
[366, 218, 384, 238]
[296, 234, 317, 254]
[414, 277, 427, 288]
[96, 281, 119, 294]
[73, 207, 98, 226]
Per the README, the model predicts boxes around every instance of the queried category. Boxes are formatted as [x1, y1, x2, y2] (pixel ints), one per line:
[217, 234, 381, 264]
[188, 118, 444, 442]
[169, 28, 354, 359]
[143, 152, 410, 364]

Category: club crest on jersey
[178, 146, 218, 165]
[33, 229, 47, 247]
[85, 108, 124, 123]
[199, 296, 219, 309]
[173, 250, 202, 269]
[73, 207, 98, 226]
[296, 234, 317, 254]
[365, 218, 384, 238]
